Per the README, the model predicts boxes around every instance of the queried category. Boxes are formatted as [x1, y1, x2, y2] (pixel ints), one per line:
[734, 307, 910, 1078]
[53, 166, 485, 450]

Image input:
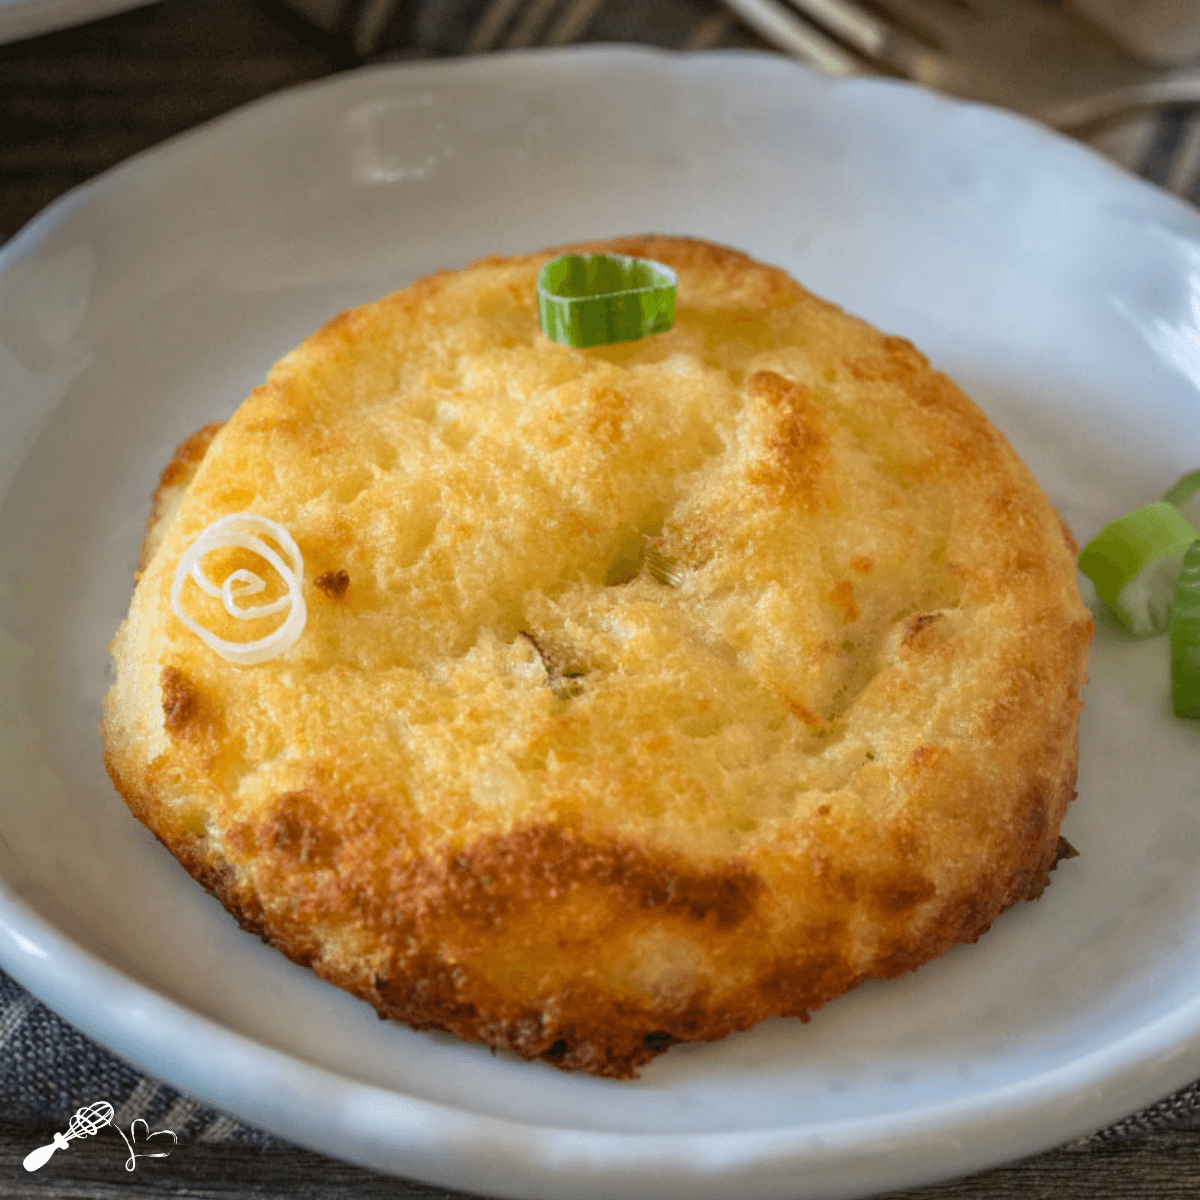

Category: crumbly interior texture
[103, 236, 1092, 1078]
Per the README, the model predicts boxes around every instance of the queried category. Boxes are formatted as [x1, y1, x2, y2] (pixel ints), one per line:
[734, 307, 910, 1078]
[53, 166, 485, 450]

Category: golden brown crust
[313, 569, 350, 598]
[159, 665, 198, 733]
[101, 235, 1091, 1078]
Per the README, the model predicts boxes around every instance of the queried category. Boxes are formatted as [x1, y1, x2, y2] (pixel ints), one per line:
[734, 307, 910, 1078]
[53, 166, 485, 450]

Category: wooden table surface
[3, 1, 1200, 1195]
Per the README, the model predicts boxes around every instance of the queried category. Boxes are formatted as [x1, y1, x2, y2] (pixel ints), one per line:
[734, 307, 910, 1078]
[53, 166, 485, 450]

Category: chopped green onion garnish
[644, 540, 682, 587]
[1163, 469, 1200, 530]
[537, 253, 676, 348]
[1078, 501, 1199, 637]
[1170, 539, 1200, 719]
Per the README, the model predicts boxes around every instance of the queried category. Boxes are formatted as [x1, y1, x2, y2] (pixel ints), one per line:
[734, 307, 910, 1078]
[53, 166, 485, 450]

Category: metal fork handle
[726, 0, 1200, 140]
[720, 0, 866, 74]
[1042, 76, 1200, 135]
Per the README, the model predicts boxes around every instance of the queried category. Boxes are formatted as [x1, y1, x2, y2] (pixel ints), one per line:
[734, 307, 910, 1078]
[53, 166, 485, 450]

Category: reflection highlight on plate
[344, 93, 453, 184]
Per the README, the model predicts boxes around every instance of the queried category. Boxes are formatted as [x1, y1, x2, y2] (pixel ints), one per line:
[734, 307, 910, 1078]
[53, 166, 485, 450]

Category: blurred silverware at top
[719, 0, 1200, 135]
[284, 0, 1200, 138]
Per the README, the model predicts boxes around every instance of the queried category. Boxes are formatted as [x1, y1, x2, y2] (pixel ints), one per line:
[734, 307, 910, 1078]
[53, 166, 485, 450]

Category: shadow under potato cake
[101, 236, 1092, 1079]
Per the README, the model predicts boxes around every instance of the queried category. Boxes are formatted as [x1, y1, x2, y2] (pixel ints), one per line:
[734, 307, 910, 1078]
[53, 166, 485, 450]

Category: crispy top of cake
[103, 236, 1091, 1077]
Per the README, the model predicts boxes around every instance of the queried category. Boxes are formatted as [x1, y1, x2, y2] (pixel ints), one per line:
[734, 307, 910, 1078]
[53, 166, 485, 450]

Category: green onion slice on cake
[537, 253, 676, 347]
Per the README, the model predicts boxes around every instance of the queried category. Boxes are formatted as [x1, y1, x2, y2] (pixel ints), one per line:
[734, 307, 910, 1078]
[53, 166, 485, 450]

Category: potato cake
[102, 236, 1091, 1078]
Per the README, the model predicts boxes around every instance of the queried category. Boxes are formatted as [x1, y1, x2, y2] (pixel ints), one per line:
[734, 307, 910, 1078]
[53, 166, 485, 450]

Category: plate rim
[6, 41, 1198, 268]
[0, 0, 158, 48]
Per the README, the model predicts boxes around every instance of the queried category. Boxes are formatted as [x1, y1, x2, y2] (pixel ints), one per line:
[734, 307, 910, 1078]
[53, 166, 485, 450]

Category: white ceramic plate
[2, 47, 1200, 1200]
[0, 0, 156, 45]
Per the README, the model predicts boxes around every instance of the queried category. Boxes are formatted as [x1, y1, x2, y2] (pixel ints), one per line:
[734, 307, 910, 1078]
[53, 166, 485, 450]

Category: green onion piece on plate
[1077, 501, 1199, 637]
[1163, 468, 1200, 530]
[537, 253, 676, 347]
[1170, 538, 1200, 719]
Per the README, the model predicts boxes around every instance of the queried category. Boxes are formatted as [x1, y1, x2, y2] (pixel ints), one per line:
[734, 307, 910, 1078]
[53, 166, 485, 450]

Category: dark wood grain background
[4, 1, 1200, 1195]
